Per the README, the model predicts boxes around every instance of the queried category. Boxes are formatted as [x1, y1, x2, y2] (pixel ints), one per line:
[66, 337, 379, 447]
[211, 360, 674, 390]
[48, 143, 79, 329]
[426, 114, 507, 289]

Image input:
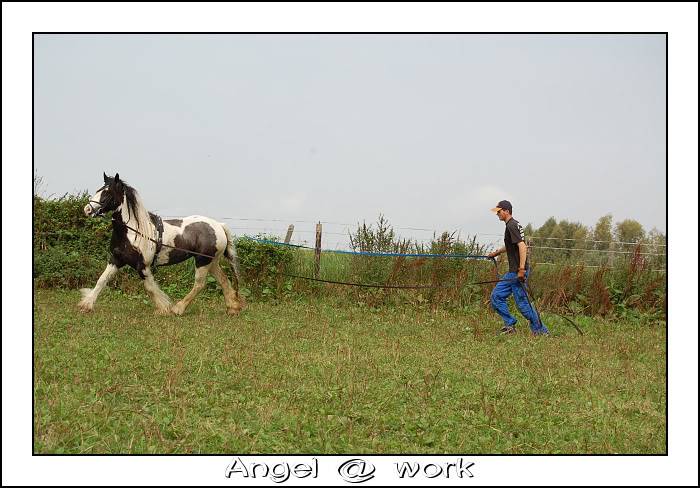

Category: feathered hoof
[78, 289, 94, 313]
[155, 306, 172, 316]
[171, 302, 186, 316]
[227, 306, 242, 315]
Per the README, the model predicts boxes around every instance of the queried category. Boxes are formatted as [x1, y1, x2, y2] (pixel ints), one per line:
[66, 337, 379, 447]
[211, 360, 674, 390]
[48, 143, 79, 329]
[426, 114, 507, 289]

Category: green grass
[34, 288, 666, 454]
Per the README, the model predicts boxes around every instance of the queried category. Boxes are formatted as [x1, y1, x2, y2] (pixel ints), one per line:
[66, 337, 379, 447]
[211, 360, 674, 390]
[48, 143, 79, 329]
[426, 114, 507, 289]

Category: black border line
[32, 31, 669, 458]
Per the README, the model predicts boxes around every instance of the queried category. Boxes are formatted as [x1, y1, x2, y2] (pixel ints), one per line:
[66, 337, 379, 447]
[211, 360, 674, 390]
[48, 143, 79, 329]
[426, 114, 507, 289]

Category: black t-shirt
[504, 218, 529, 273]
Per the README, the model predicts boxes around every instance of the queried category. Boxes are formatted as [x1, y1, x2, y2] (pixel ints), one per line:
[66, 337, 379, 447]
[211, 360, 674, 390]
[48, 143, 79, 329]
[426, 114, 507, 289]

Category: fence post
[314, 222, 322, 279]
[284, 224, 294, 244]
[277, 224, 295, 291]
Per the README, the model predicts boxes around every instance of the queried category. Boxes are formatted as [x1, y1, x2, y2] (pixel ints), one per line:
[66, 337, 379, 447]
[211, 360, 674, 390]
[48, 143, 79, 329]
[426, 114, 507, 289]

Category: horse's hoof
[155, 308, 172, 316]
[171, 304, 185, 316]
[78, 301, 94, 313]
[227, 307, 241, 315]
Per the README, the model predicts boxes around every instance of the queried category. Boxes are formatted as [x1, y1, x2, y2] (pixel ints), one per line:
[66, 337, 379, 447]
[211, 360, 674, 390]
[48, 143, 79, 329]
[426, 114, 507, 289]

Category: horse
[79, 173, 245, 316]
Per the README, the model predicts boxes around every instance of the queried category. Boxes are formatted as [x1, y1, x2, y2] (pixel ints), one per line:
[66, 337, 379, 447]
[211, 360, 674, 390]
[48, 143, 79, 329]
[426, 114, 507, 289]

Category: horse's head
[84, 172, 126, 217]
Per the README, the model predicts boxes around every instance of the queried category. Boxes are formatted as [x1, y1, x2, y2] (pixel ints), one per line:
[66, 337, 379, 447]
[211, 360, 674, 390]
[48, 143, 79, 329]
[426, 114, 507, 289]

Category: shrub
[235, 235, 295, 301]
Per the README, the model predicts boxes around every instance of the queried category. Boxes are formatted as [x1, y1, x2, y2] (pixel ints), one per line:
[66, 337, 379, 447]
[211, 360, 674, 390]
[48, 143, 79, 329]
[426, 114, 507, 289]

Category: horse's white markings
[80, 175, 244, 316]
[78, 263, 119, 312]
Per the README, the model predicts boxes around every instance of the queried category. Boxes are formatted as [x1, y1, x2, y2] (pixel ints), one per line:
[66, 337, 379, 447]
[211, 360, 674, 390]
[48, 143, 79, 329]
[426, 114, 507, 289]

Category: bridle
[87, 199, 107, 217]
[87, 184, 110, 217]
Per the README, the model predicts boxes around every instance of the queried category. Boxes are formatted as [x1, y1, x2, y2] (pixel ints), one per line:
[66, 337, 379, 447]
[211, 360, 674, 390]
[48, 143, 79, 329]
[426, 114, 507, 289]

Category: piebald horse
[80, 173, 244, 316]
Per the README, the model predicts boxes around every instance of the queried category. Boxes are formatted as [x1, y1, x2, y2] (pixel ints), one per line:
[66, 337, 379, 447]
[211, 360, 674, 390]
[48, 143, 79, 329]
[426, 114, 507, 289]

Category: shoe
[530, 323, 550, 336]
[499, 326, 516, 335]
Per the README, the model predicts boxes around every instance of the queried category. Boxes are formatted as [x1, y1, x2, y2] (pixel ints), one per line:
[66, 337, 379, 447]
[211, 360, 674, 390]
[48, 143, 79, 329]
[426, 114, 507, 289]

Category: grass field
[34, 288, 666, 454]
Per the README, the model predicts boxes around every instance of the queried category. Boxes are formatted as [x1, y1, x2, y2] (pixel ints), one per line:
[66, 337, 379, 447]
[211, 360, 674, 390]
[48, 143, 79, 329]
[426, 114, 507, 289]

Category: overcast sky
[34, 34, 666, 248]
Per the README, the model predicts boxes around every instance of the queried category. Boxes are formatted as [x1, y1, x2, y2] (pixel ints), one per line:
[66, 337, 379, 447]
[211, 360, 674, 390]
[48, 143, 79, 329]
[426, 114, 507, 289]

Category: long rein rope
[272, 246, 584, 334]
[95, 206, 506, 283]
[284, 266, 583, 335]
[280, 271, 512, 289]
[91, 205, 582, 334]
[125, 221, 510, 287]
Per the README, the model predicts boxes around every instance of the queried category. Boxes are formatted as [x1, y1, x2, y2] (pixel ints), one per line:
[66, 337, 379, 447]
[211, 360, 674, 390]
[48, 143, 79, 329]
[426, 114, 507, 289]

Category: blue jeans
[490, 271, 549, 335]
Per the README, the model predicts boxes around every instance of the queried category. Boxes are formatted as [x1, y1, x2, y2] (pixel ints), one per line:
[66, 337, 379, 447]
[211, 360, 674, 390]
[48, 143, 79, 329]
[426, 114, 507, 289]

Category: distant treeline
[522, 215, 666, 270]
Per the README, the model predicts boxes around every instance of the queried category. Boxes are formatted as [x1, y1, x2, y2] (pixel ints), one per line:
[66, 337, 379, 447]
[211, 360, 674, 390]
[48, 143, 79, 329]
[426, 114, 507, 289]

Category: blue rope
[311, 248, 493, 260]
[241, 236, 494, 261]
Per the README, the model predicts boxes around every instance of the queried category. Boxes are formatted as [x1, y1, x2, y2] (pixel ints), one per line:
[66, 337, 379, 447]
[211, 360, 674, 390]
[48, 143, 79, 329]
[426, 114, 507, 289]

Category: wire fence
[162, 215, 440, 249]
[526, 244, 666, 272]
[476, 233, 667, 247]
[160, 215, 667, 271]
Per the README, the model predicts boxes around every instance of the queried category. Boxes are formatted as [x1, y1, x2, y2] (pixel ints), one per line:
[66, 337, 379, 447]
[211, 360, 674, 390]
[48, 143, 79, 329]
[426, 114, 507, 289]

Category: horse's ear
[103, 172, 108, 183]
[114, 173, 120, 182]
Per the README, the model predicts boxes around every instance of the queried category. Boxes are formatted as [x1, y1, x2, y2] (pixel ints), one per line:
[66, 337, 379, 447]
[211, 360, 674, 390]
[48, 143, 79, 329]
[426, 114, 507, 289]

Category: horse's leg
[209, 260, 243, 315]
[142, 266, 172, 315]
[222, 253, 245, 309]
[171, 264, 210, 316]
[227, 263, 245, 307]
[79, 263, 120, 312]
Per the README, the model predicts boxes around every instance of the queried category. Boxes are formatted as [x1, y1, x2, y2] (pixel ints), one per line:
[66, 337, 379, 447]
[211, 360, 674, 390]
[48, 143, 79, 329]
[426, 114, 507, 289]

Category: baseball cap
[491, 200, 513, 213]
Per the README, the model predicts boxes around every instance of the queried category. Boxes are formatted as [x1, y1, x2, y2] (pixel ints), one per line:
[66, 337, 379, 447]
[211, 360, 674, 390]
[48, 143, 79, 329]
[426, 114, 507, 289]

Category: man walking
[487, 200, 549, 335]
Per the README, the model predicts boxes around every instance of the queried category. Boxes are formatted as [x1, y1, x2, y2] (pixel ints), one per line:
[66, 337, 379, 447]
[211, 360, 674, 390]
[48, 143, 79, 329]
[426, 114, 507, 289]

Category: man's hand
[517, 268, 526, 282]
[488, 251, 499, 259]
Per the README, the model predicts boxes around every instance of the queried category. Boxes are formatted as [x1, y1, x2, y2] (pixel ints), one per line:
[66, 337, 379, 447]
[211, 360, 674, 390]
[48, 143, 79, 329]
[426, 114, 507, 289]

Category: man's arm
[517, 241, 528, 270]
[488, 247, 506, 258]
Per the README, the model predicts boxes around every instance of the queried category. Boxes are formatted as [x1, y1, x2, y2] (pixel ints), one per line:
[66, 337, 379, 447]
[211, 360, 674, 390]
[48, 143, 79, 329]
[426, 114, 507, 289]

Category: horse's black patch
[162, 221, 218, 267]
[161, 247, 190, 266]
[165, 219, 183, 227]
[109, 212, 147, 278]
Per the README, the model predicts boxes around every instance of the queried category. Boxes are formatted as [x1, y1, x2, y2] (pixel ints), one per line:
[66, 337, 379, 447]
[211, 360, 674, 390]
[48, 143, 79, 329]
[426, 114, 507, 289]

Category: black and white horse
[80, 173, 244, 316]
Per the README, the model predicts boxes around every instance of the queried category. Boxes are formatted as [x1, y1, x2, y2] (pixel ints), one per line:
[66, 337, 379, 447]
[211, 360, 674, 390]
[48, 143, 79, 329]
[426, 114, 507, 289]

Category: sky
[34, 34, 666, 249]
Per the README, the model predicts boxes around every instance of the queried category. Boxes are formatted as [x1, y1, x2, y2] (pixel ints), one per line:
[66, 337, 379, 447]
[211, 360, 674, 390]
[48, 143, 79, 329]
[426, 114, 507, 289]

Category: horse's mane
[121, 181, 156, 258]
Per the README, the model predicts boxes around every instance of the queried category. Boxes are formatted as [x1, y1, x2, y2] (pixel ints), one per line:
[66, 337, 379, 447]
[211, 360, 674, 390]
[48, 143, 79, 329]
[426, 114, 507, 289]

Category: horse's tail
[221, 223, 242, 291]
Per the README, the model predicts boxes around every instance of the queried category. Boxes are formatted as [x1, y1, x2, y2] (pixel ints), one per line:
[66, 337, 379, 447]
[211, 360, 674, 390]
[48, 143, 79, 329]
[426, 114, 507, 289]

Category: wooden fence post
[278, 224, 295, 289]
[284, 224, 294, 244]
[314, 222, 322, 279]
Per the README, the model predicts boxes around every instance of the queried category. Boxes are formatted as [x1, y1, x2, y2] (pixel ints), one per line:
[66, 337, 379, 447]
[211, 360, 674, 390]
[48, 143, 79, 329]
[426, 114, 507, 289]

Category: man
[487, 200, 549, 336]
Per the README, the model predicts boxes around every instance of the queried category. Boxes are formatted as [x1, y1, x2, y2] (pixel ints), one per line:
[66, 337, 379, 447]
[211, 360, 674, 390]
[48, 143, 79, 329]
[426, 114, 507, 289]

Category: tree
[553, 224, 572, 260]
[536, 217, 558, 239]
[645, 227, 666, 250]
[643, 228, 667, 269]
[557, 220, 588, 249]
[593, 214, 613, 250]
[614, 219, 645, 244]
[571, 225, 590, 261]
